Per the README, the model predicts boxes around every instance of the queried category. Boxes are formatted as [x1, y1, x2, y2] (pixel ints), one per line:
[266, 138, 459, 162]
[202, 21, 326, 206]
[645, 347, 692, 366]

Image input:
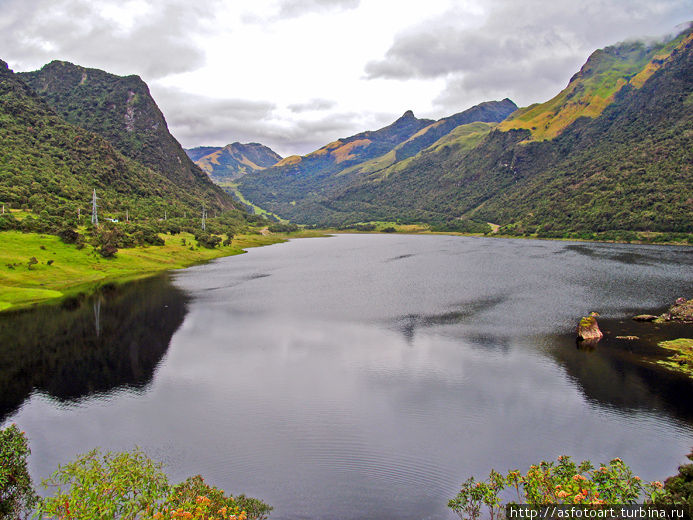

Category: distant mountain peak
[401, 110, 415, 119]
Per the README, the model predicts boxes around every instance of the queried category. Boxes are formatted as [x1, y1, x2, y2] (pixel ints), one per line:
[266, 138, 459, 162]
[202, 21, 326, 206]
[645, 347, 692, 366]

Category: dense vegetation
[237, 29, 692, 237]
[17, 61, 236, 212]
[0, 426, 271, 519]
[448, 454, 693, 520]
[0, 60, 238, 225]
[187, 142, 282, 183]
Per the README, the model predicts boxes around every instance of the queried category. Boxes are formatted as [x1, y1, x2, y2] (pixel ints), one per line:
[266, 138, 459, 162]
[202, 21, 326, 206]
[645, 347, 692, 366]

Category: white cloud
[365, 0, 692, 111]
[1, 0, 690, 154]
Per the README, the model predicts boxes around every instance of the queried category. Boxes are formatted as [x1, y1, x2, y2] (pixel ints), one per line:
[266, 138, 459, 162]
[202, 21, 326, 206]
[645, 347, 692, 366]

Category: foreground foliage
[0, 427, 273, 519]
[448, 455, 693, 520]
[38, 449, 271, 519]
[0, 425, 38, 519]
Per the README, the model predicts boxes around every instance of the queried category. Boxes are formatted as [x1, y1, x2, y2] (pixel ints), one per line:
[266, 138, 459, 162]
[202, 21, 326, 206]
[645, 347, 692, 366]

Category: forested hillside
[237, 99, 517, 221]
[18, 61, 236, 211]
[237, 28, 692, 235]
[0, 60, 231, 220]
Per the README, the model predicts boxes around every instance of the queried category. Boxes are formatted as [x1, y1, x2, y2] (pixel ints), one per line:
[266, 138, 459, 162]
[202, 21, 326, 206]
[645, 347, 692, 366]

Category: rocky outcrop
[577, 312, 603, 343]
[655, 298, 693, 323]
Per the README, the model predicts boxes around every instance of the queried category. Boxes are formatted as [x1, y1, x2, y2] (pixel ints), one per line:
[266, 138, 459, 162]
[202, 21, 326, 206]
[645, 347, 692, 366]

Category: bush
[39, 448, 170, 519]
[657, 450, 693, 517]
[57, 226, 80, 244]
[168, 475, 272, 520]
[0, 425, 38, 519]
[194, 232, 222, 248]
[381, 226, 397, 233]
[449, 455, 667, 520]
[37, 448, 272, 520]
[267, 222, 299, 233]
[0, 213, 18, 231]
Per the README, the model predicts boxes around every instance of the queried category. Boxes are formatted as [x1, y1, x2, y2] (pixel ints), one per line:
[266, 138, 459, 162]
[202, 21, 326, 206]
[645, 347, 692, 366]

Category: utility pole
[164, 210, 167, 221]
[78, 207, 81, 221]
[91, 189, 98, 226]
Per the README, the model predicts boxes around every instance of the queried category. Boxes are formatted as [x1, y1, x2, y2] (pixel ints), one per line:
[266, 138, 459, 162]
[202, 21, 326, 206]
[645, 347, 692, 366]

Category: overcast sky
[1, 0, 690, 156]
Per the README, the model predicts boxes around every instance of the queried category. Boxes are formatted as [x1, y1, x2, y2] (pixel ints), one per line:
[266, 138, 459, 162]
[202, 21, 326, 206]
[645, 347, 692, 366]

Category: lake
[2, 234, 693, 520]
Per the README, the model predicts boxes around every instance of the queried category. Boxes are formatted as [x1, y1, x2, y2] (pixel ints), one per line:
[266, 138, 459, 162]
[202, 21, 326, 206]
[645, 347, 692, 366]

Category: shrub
[39, 448, 170, 519]
[449, 456, 667, 520]
[657, 450, 693, 517]
[0, 425, 38, 519]
[166, 475, 272, 520]
[267, 223, 298, 233]
[57, 227, 80, 244]
[38, 448, 272, 520]
[194, 232, 222, 248]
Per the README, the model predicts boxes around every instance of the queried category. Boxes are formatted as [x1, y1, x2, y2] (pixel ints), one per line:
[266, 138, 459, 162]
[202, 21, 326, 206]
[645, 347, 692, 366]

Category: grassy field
[0, 230, 326, 312]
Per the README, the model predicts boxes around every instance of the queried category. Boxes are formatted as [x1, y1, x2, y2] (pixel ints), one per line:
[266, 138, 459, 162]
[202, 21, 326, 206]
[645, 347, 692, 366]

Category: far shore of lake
[1, 227, 690, 313]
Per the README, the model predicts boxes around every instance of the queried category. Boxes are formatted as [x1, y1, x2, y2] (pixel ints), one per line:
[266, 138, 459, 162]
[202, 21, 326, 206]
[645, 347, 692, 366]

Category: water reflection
[392, 295, 507, 342]
[0, 274, 187, 421]
[545, 318, 693, 422]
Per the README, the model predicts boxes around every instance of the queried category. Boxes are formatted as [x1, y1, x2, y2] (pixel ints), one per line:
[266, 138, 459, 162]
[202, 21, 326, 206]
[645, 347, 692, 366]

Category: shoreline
[0, 229, 329, 313]
[1, 228, 690, 313]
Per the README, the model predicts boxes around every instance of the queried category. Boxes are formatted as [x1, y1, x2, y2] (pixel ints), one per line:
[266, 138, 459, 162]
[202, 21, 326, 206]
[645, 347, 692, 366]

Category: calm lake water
[2, 234, 693, 520]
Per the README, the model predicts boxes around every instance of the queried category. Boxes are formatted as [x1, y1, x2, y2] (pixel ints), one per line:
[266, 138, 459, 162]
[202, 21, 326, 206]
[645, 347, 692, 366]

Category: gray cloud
[365, 0, 692, 111]
[287, 98, 337, 112]
[0, 0, 216, 79]
[152, 86, 370, 156]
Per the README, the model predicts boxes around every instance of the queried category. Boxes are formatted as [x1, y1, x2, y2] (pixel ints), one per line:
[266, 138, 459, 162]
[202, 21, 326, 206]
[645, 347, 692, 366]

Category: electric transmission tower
[91, 189, 98, 226]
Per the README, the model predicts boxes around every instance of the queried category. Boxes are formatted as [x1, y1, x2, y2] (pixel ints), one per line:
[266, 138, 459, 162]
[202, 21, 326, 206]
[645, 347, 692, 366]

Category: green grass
[0, 230, 298, 312]
[657, 338, 693, 378]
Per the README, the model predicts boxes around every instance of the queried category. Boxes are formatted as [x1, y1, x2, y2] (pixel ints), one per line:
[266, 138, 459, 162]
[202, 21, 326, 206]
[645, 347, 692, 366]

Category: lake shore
[2, 227, 690, 313]
[0, 229, 329, 313]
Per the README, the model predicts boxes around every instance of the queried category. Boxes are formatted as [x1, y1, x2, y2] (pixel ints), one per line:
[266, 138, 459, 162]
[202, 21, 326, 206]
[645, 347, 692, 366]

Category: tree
[0, 425, 38, 519]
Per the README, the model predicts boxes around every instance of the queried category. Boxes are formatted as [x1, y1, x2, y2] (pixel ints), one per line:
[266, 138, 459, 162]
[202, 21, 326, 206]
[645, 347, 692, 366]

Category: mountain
[239, 26, 692, 235]
[185, 146, 223, 162]
[237, 99, 517, 220]
[186, 142, 282, 183]
[18, 61, 237, 211]
[0, 60, 228, 218]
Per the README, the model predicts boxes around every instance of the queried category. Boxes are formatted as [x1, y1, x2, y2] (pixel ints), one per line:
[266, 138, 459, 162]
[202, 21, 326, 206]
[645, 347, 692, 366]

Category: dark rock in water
[577, 313, 603, 342]
[633, 314, 658, 322]
[655, 298, 693, 323]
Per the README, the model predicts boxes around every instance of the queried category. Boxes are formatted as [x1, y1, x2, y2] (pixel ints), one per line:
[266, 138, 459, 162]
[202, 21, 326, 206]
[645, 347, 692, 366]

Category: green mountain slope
[186, 142, 282, 182]
[18, 61, 237, 211]
[498, 29, 690, 140]
[322, 28, 693, 233]
[237, 99, 517, 220]
[0, 60, 227, 218]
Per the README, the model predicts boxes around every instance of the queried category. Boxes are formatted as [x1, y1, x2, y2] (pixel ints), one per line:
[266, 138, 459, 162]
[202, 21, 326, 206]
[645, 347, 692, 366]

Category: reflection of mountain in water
[0, 274, 188, 421]
[545, 317, 693, 423]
